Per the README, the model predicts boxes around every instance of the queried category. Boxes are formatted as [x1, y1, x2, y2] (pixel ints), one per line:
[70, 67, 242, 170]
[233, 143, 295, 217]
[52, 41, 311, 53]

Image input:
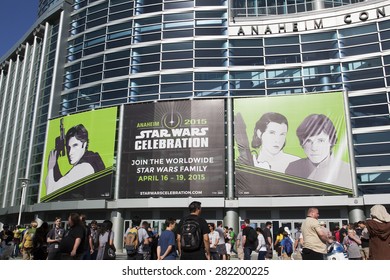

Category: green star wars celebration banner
[39, 107, 118, 202]
[234, 91, 354, 196]
[119, 100, 225, 198]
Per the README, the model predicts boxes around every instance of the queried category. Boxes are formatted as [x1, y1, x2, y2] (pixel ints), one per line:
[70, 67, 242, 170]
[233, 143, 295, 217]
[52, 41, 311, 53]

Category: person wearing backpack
[242, 219, 258, 260]
[281, 231, 293, 260]
[123, 216, 150, 260]
[177, 201, 210, 260]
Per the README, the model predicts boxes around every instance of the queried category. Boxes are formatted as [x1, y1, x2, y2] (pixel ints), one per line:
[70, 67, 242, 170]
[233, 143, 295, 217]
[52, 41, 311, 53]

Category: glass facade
[1, 0, 390, 223]
[231, 0, 366, 17]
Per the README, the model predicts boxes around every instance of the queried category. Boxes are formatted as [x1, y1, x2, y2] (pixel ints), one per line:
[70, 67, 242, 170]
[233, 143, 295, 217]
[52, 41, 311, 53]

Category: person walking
[301, 208, 332, 260]
[177, 201, 210, 260]
[96, 220, 115, 260]
[255, 227, 267, 260]
[242, 219, 258, 260]
[365, 204, 390, 260]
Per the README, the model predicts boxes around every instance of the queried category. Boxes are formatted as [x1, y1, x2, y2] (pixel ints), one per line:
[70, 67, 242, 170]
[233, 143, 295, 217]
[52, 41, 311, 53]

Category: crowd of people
[0, 202, 389, 260]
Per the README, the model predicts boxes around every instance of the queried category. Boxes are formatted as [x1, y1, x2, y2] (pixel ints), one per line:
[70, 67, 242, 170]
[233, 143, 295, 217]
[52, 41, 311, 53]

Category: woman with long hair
[251, 112, 299, 173]
[96, 220, 115, 260]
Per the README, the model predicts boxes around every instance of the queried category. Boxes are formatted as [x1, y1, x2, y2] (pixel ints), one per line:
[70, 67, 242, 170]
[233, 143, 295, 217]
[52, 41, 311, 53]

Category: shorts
[217, 244, 227, 255]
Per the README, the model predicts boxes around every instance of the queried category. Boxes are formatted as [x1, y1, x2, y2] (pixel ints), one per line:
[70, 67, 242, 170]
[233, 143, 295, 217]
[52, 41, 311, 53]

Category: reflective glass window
[350, 104, 389, 117]
[265, 36, 299, 45]
[196, 0, 225, 6]
[162, 51, 193, 60]
[161, 83, 193, 92]
[161, 73, 193, 83]
[358, 172, 390, 184]
[81, 65, 103, 76]
[82, 56, 103, 67]
[345, 68, 384, 81]
[80, 73, 102, 84]
[266, 55, 300, 64]
[110, 2, 133, 13]
[86, 17, 107, 29]
[162, 60, 193, 69]
[341, 34, 379, 47]
[301, 31, 336, 42]
[352, 115, 390, 128]
[379, 20, 390, 30]
[163, 42, 193, 51]
[354, 143, 390, 156]
[338, 24, 377, 37]
[349, 93, 388, 106]
[347, 79, 385, 91]
[265, 45, 300, 55]
[106, 50, 130, 61]
[353, 131, 390, 144]
[163, 29, 193, 38]
[102, 89, 128, 100]
[79, 85, 101, 97]
[104, 68, 129, 78]
[103, 80, 128, 91]
[301, 41, 337, 52]
[164, 12, 193, 22]
[302, 50, 338, 61]
[355, 155, 390, 167]
[165, 0, 194, 9]
[340, 44, 380, 56]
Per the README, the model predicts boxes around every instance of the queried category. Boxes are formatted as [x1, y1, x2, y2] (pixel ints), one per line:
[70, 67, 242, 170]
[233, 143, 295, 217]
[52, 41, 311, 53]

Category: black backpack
[247, 227, 258, 246]
[180, 218, 202, 252]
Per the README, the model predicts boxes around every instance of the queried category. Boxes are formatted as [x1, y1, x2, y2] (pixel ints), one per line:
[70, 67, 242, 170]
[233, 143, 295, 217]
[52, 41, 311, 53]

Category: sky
[0, 0, 39, 58]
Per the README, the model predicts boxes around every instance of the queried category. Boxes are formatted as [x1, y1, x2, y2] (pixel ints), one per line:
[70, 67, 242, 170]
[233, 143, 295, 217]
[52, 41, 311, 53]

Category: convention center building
[1, 0, 390, 250]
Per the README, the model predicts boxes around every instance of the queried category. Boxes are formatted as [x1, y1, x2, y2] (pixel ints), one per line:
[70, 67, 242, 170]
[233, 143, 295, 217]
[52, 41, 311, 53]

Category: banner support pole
[114, 105, 124, 201]
[343, 90, 359, 197]
[226, 97, 235, 200]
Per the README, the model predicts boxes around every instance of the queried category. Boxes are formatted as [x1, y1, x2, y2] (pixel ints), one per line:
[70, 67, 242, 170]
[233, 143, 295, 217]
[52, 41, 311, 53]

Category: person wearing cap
[365, 204, 390, 260]
[301, 208, 332, 260]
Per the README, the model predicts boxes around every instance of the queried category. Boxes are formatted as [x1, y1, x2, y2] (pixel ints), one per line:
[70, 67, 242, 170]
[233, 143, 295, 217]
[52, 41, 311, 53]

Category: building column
[348, 207, 365, 223]
[313, 0, 324, 11]
[224, 207, 239, 235]
[111, 210, 124, 252]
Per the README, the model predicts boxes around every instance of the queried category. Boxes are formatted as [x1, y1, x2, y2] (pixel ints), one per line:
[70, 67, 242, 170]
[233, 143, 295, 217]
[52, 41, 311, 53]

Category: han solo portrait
[45, 123, 105, 194]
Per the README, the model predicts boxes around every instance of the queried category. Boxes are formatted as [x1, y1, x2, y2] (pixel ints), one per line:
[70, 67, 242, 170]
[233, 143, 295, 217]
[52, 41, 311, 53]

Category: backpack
[247, 227, 257, 243]
[125, 227, 139, 255]
[180, 218, 202, 252]
[284, 238, 293, 255]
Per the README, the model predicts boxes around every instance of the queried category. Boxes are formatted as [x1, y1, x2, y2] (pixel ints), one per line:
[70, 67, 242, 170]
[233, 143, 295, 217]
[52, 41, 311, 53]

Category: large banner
[40, 107, 118, 202]
[119, 100, 225, 198]
[234, 92, 354, 196]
